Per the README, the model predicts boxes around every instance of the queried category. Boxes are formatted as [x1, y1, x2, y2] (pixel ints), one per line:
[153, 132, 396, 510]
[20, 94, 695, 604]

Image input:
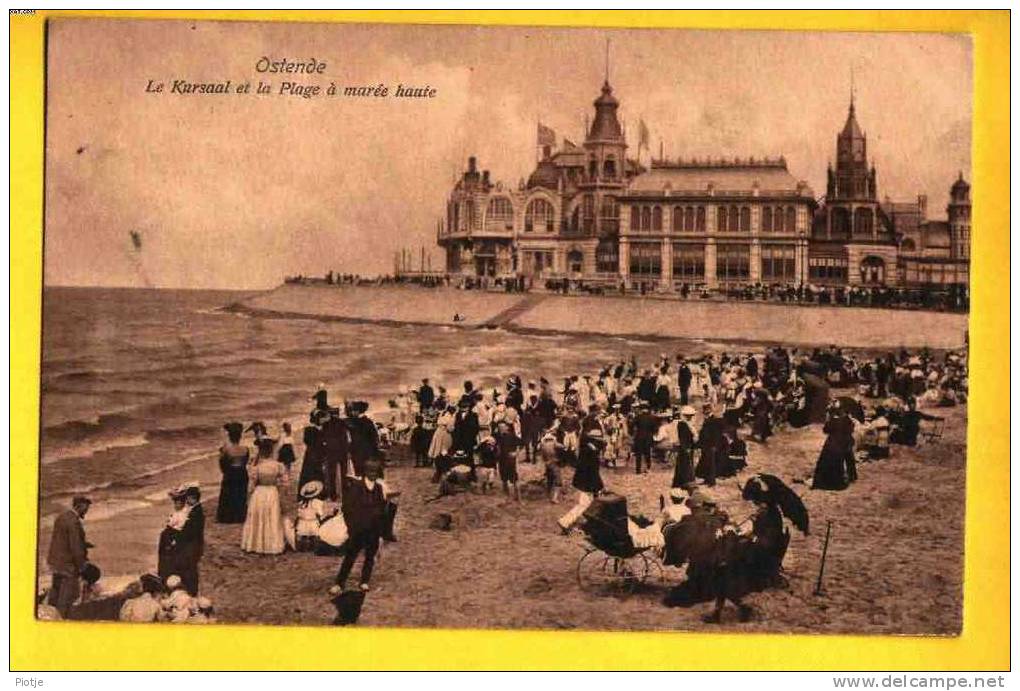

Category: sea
[39, 286, 709, 532]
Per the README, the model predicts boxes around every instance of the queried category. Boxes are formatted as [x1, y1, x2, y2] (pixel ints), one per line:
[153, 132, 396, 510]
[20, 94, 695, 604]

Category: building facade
[436, 80, 970, 292]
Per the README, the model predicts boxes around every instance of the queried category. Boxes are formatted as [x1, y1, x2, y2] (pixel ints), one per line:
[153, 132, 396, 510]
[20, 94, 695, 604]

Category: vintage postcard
[34, 16, 975, 638]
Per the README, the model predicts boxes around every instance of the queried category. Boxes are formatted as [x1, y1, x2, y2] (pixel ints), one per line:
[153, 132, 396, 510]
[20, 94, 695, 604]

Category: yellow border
[11, 10, 1009, 671]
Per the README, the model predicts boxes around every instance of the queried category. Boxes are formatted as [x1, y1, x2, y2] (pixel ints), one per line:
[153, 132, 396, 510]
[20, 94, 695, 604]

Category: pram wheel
[576, 548, 656, 594]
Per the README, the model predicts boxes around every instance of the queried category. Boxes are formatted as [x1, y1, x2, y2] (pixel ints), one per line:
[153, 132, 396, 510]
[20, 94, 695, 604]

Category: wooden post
[814, 519, 833, 596]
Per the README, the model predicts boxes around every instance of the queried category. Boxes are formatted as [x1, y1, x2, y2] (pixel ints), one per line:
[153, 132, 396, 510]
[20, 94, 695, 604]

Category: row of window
[452, 197, 805, 237]
[631, 205, 801, 233]
[628, 243, 797, 280]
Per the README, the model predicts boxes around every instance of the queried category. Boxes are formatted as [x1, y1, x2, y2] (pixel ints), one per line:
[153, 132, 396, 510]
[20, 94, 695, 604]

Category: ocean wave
[42, 412, 136, 442]
[41, 450, 215, 500]
[40, 433, 151, 466]
[145, 424, 220, 442]
[39, 498, 153, 529]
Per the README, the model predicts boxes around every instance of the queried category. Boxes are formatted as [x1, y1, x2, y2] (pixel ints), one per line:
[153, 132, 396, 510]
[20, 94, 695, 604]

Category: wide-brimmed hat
[300, 480, 324, 499]
[585, 428, 604, 439]
[165, 575, 182, 590]
[223, 422, 244, 437]
[183, 482, 201, 499]
[72, 495, 92, 508]
[246, 421, 268, 436]
[168, 485, 187, 500]
[349, 401, 369, 415]
[140, 573, 164, 594]
[686, 488, 718, 508]
[680, 405, 696, 416]
[80, 561, 101, 585]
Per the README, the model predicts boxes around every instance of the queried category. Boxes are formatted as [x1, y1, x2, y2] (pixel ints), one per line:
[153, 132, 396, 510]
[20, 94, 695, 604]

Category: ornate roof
[588, 81, 624, 141]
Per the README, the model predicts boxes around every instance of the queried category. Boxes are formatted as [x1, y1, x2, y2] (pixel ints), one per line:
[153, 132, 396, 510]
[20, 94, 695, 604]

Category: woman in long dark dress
[811, 406, 855, 490]
[297, 418, 326, 500]
[216, 422, 250, 523]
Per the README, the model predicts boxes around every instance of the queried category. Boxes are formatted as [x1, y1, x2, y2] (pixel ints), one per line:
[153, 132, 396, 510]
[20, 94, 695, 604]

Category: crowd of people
[286, 269, 969, 313]
[41, 336, 966, 625]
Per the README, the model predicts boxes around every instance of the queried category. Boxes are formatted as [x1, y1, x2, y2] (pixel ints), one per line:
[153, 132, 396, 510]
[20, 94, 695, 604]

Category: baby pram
[576, 493, 664, 593]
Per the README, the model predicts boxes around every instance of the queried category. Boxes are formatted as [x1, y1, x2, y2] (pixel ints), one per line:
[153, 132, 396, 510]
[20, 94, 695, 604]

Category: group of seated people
[37, 572, 215, 624]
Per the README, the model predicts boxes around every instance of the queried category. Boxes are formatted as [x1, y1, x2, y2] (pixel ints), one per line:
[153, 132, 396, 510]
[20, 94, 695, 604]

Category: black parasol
[742, 473, 810, 535]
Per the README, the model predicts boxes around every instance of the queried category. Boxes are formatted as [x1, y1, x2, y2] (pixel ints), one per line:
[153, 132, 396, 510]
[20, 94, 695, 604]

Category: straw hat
[300, 480, 324, 499]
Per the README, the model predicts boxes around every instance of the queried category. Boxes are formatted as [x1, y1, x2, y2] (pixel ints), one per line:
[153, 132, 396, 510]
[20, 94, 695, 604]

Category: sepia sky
[45, 19, 972, 289]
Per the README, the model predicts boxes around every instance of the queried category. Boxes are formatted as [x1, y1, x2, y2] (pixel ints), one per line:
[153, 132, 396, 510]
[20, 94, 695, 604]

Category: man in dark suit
[320, 410, 351, 500]
[631, 403, 660, 475]
[337, 460, 388, 591]
[47, 495, 91, 617]
[158, 484, 206, 596]
[346, 401, 380, 478]
[451, 399, 480, 461]
[677, 359, 693, 406]
[418, 378, 435, 413]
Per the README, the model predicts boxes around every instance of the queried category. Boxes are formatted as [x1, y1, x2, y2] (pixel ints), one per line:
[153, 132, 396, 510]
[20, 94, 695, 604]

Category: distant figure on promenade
[216, 422, 250, 523]
[46, 495, 92, 617]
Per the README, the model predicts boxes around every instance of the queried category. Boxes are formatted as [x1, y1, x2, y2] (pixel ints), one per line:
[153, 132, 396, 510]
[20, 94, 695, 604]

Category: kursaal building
[436, 79, 970, 292]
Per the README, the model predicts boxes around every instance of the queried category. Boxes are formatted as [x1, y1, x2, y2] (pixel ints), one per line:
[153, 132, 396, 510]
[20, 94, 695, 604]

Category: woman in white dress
[241, 437, 287, 555]
[427, 404, 456, 462]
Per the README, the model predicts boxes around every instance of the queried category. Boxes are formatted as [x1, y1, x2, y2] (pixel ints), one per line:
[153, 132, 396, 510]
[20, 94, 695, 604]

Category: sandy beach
[58, 393, 965, 634]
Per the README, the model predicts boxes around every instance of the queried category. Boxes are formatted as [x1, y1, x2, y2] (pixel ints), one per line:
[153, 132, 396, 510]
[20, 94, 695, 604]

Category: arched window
[696, 206, 706, 232]
[717, 206, 728, 232]
[567, 249, 584, 275]
[467, 200, 479, 230]
[672, 206, 684, 232]
[762, 207, 773, 232]
[641, 207, 652, 232]
[485, 197, 514, 232]
[602, 156, 617, 179]
[729, 206, 740, 232]
[599, 196, 619, 234]
[684, 207, 695, 232]
[786, 207, 797, 234]
[588, 156, 597, 179]
[740, 206, 751, 232]
[652, 206, 663, 231]
[631, 206, 641, 231]
[524, 198, 554, 233]
[860, 256, 885, 284]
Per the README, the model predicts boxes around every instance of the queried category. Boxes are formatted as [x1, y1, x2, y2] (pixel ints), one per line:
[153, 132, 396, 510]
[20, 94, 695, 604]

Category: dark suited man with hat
[158, 483, 205, 596]
[47, 495, 92, 617]
[337, 459, 389, 592]
[346, 401, 380, 478]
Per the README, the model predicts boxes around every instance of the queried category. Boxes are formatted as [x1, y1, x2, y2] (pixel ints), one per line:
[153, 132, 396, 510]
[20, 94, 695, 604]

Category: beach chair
[920, 418, 946, 445]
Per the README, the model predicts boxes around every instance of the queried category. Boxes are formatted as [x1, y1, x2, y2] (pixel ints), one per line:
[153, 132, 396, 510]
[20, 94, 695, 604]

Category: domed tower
[574, 80, 628, 239]
[948, 172, 971, 260]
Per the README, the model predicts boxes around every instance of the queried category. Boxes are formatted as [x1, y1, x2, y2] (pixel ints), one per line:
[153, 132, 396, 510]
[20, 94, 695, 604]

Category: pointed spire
[605, 36, 610, 84]
[850, 63, 855, 111]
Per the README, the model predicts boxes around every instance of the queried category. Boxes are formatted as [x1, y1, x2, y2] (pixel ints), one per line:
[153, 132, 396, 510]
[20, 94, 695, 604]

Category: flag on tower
[638, 118, 650, 151]
[537, 122, 556, 147]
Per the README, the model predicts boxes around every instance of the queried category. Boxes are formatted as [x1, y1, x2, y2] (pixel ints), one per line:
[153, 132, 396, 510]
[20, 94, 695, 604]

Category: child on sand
[295, 481, 327, 552]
